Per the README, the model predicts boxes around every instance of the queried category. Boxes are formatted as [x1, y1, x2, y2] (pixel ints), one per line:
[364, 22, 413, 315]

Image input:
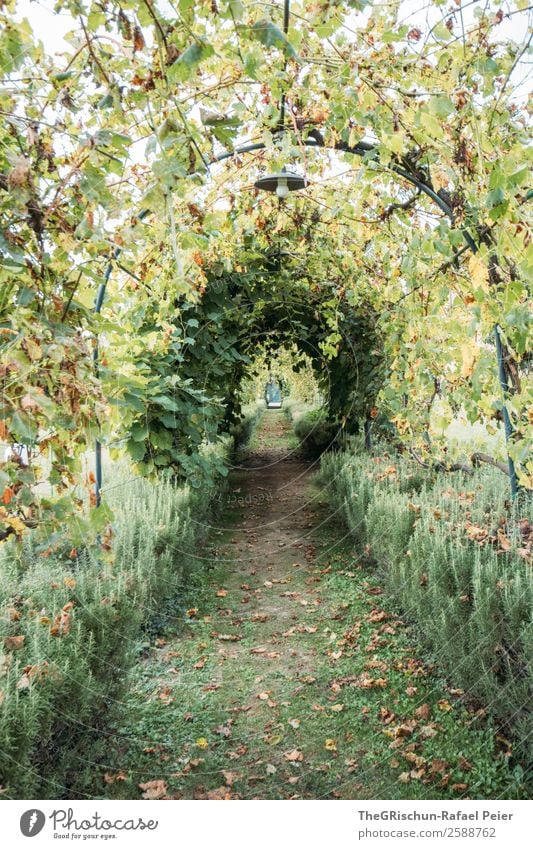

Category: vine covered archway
[0, 0, 530, 540]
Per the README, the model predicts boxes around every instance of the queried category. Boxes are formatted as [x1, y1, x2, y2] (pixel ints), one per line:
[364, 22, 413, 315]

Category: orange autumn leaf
[1, 487, 14, 506]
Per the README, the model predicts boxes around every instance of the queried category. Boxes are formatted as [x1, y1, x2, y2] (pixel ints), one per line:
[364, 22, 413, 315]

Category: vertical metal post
[92, 211, 149, 507]
[494, 324, 519, 498]
[364, 416, 372, 451]
[93, 253, 117, 507]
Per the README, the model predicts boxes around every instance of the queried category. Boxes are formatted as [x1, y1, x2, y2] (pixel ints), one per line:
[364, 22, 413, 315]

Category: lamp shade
[254, 168, 307, 198]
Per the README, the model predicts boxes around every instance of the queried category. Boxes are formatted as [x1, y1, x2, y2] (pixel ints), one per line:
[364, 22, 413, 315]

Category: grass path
[89, 412, 515, 800]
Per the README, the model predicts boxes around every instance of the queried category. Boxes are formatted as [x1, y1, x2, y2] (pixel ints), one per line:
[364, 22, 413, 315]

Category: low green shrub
[282, 399, 312, 424]
[0, 445, 230, 798]
[229, 402, 264, 448]
[319, 443, 533, 765]
[294, 408, 342, 455]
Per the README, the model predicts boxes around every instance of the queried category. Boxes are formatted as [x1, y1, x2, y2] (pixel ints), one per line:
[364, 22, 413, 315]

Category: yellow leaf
[460, 342, 477, 378]
[467, 254, 489, 292]
[324, 738, 338, 751]
[6, 517, 26, 536]
[195, 737, 209, 749]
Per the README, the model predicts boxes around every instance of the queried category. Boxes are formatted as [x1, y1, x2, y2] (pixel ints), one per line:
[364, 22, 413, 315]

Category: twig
[79, 17, 111, 86]
[471, 452, 510, 476]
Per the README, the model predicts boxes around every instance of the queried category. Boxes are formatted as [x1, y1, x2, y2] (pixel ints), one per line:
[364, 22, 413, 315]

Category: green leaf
[167, 40, 215, 82]
[89, 502, 114, 532]
[429, 96, 454, 119]
[130, 422, 149, 441]
[250, 19, 298, 58]
[16, 286, 36, 306]
[10, 411, 37, 443]
[127, 439, 146, 461]
[419, 110, 444, 140]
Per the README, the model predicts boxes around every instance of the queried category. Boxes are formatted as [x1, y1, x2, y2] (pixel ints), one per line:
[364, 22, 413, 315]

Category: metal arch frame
[93, 134, 519, 504]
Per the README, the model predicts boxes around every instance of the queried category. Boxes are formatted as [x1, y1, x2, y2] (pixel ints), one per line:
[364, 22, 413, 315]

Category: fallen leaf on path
[419, 724, 438, 739]
[205, 787, 232, 800]
[222, 770, 240, 786]
[404, 752, 426, 768]
[358, 676, 388, 689]
[429, 758, 448, 775]
[283, 749, 303, 762]
[378, 707, 395, 724]
[139, 779, 168, 799]
[366, 609, 388, 623]
[265, 734, 283, 746]
[158, 686, 173, 704]
[227, 745, 248, 759]
[104, 771, 127, 784]
[4, 636, 24, 651]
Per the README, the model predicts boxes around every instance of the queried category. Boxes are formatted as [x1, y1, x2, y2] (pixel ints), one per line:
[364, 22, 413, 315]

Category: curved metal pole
[91, 134, 520, 503]
[214, 135, 518, 494]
